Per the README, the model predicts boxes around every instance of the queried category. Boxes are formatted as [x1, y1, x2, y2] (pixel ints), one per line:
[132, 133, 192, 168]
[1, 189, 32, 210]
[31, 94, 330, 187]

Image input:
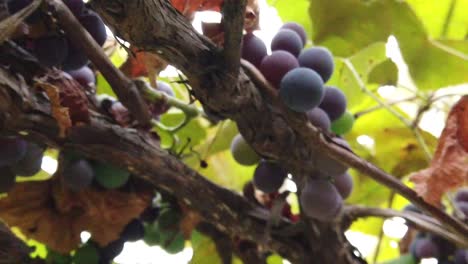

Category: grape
[315, 154, 348, 177]
[414, 237, 439, 259]
[99, 239, 125, 262]
[73, 243, 100, 264]
[163, 232, 185, 254]
[456, 201, 468, 217]
[0, 137, 27, 167]
[67, 66, 95, 87]
[79, 10, 107, 47]
[157, 208, 181, 230]
[143, 222, 161, 246]
[455, 189, 468, 203]
[306, 107, 331, 131]
[62, 42, 89, 71]
[157, 81, 175, 97]
[271, 29, 303, 57]
[454, 249, 467, 264]
[64, 0, 84, 16]
[7, 0, 41, 22]
[11, 142, 44, 177]
[33, 36, 69, 68]
[319, 86, 347, 121]
[431, 235, 456, 261]
[331, 111, 355, 135]
[230, 134, 260, 166]
[300, 179, 343, 221]
[260, 51, 299, 89]
[121, 219, 145, 242]
[253, 160, 287, 193]
[281, 22, 307, 46]
[334, 172, 353, 199]
[94, 163, 130, 189]
[0, 167, 16, 193]
[279, 67, 324, 112]
[140, 206, 160, 222]
[241, 33, 267, 68]
[46, 249, 71, 264]
[63, 159, 94, 191]
[298, 47, 334, 82]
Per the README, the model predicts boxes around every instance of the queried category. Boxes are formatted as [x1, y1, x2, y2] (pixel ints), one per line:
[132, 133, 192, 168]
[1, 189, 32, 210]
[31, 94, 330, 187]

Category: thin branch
[372, 192, 395, 264]
[441, 0, 457, 38]
[345, 205, 468, 247]
[354, 95, 418, 118]
[222, 0, 247, 75]
[45, 0, 151, 126]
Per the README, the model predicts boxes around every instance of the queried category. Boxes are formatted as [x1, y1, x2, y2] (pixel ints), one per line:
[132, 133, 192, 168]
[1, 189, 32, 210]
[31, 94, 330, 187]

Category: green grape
[331, 111, 355, 135]
[46, 249, 71, 264]
[163, 232, 185, 254]
[73, 243, 99, 264]
[230, 134, 260, 166]
[143, 222, 161, 246]
[94, 163, 130, 189]
[157, 208, 181, 230]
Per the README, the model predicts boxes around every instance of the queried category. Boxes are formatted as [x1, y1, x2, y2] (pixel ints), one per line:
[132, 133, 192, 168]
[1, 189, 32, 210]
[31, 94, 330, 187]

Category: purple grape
[455, 189, 468, 203]
[454, 249, 467, 264]
[7, 0, 41, 23]
[62, 42, 89, 71]
[314, 138, 350, 176]
[11, 142, 44, 177]
[281, 22, 307, 46]
[64, 0, 84, 16]
[456, 201, 468, 217]
[63, 159, 94, 191]
[279, 68, 324, 112]
[79, 10, 107, 47]
[260, 50, 299, 89]
[0, 167, 16, 193]
[33, 36, 69, 68]
[414, 237, 440, 259]
[157, 81, 175, 97]
[121, 219, 145, 242]
[271, 29, 303, 57]
[241, 33, 267, 68]
[300, 179, 343, 221]
[253, 160, 287, 193]
[319, 86, 347, 121]
[334, 172, 353, 199]
[298, 47, 334, 82]
[306, 107, 331, 131]
[67, 66, 95, 87]
[0, 137, 27, 167]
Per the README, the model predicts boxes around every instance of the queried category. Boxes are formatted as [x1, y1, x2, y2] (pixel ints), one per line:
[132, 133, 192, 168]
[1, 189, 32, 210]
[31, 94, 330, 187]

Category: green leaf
[379, 254, 417, 264]
[190, 231, 222, 264]
[268, 0, 312, 42]
[368, 60, 398, 86]
[309, 0, 468, 90]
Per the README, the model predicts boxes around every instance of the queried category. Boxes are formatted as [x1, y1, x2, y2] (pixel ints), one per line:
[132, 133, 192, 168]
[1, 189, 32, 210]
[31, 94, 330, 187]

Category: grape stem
[353, 95, 418, 118]
[344, 205, 468, 247]
[45, 0, 152, 127]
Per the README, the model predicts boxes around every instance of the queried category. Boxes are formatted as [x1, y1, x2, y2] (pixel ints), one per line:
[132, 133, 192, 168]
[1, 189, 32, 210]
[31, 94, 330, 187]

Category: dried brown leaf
[0, 178, 152, 253]
[37, 82, 71, 138]
[410, 96, 468, 205]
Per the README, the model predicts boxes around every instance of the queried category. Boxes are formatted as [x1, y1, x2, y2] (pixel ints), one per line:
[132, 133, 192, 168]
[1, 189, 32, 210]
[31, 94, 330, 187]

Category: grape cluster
[0, 136, 45, 194]
[235, 22, 356, 221]
[7, 0, 107, 71]
[402, 189, 468, 264]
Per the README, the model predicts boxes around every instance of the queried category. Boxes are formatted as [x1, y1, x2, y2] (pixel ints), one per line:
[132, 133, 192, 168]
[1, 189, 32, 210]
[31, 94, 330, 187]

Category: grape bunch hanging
[232, 22, 355, 221]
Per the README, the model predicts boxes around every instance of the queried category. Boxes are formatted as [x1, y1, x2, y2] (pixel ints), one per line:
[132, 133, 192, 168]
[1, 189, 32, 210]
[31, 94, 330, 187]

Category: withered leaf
[410, 96, 468, 205]
[0, 178, 152, 253]
[119, 48, 168, 88]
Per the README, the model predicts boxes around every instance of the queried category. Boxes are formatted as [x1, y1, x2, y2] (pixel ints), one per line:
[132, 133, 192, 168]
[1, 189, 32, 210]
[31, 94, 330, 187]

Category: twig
[372, 192, 395, 264]
[45, 0, 151, 126]
[342, 59, 433, 162]
[345, 205, 468, 247]
[354, 96, 418, 118]
[222, 0, 247, 75]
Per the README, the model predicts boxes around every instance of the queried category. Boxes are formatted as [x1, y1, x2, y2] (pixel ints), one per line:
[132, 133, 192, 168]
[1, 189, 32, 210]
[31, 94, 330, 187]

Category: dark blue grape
[298, 47, 334, 83]
[281, 22, 307, 46]
[319, 86, 347, 121]
[334, 172, 353, 199]
[79, 10, 107, 46]
[241, 33, 267, 68]
[64, 0, 84, 16]
[306, 107, 331, 131]
[455, 189, 468, 203]
[67, 66, 95, 87]
[260, 50, 299, 89]
[300, 179, 343, 221]
[253, 160, 287, 193]
[33, 36, 69, 68]
[11, 142, 44, 177]
[271, 29, 303, 57]
[7, 0, 41, 23]
[0, 167, 16, 193]
[456, 201, 468, 217]
[414, 237, 440, 259]
[0, 137, 27, 167]
[62, 42, 89, 71]
[279, 67, 324, 112]
[140, 206, 160, 223]
[63, 159, 94, 191]
[99, 239, 125, 262]
[121, 219, 145, 242]
[315, 138, 350, 176]
[454, 249, 467, 264]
